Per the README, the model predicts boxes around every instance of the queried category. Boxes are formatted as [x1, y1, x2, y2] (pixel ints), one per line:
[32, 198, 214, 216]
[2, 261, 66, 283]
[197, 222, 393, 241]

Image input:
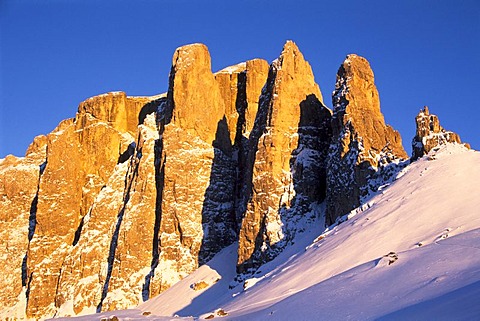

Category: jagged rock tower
[153, 44, 238, 298]
[326, 54, 407, 225]
[237, 41, 332, 272]
[411, 106, 469, 160]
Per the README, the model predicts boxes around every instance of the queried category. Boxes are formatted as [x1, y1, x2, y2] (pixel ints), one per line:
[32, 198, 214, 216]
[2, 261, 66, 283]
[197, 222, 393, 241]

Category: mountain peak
[172, 43, 211, 71]
[236, 40, 330, 272]
[281, 40, 299, 54]
[326, 54, 407, 225]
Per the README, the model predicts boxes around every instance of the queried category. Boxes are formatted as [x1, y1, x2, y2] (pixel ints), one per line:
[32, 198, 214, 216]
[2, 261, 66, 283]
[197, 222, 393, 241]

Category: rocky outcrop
[411, 106, 469, 160]
[326, 54, 407, 226]
[237, 41, 332, 273]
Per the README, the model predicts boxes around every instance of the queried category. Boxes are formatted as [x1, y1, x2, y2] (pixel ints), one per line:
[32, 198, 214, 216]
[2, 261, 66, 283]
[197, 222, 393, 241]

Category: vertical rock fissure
[97, 152, 141, 313]
[52, 257, 67, 315]
[240, 66, 276, 214]
[142, 138, 165, 301]
[233, 71, 248, 231]
[72, 215, 85, 246]
[23, 160, 46, 304]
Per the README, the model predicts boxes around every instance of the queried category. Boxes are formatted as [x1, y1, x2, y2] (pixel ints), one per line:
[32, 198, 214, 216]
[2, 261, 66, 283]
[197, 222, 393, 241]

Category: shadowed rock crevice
[236, 64, 277, 271]
[229, 59, 270, 232]
[198, 117, 237, 265]
[22, 160, 46, 299]
[142, 126, 166, 300]
[232, 71, 249, 230]
[118, 142, 136, 164]
[164, 67, 176, 126]
[138, 97, 167, 125]
[236, 64, 277, 241]
[71, 215, 85, 247]
[234, 71, 248, 147]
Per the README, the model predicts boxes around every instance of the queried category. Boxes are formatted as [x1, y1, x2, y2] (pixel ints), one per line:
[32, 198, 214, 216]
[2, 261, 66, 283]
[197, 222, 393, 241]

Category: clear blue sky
[1, 0, 479, 158]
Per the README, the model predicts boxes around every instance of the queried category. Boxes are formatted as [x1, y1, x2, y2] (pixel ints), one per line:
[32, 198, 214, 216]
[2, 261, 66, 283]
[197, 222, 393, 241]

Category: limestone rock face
[54, 112, 162, 314]
[326, 54, 407, 226]
[21, 93, 163, 319]
[411, 106, 468, 160]
[237, 41, 332, 272]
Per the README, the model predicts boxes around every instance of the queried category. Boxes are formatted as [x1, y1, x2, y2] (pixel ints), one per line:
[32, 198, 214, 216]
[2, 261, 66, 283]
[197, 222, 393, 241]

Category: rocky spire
[148, 43, 238, 297]
[166, 43, 227, 144]
[237, 41, 332, 273]
[326, 54, 407, 226]
[411, 106, 469, 160]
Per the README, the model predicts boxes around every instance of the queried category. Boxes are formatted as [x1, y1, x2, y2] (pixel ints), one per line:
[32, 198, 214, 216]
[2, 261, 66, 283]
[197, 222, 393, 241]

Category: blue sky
[1, 0, 479, 158]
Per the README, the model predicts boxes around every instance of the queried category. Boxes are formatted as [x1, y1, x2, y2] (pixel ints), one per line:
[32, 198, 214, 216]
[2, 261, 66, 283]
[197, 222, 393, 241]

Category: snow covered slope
[53, 144, 480, 320]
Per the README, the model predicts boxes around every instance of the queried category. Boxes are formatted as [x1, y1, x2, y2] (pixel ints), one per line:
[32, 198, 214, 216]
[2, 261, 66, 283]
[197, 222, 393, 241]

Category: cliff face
[325, 54, 407, 226]
[24, 93, 164, 318]
[411, 106, 469, 160]
[54, 111, 162, 314]
[2, 42, 461, 320]
[0, 148, 45, 318]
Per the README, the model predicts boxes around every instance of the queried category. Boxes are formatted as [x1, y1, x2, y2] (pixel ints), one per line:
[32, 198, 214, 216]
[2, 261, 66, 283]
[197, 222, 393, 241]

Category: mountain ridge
[0, 41, 471, 320]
